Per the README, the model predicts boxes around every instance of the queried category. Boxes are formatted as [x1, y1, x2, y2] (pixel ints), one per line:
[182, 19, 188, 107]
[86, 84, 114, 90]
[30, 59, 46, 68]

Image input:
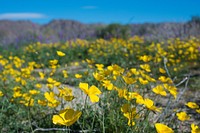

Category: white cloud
[81, 6, 97, 9]
[0, 13, 47, 19]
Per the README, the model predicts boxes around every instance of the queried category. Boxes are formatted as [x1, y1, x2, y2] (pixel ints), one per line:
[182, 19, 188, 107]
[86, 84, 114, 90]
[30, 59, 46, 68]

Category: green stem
[103, 111, 105, 133]
[84, 95, 88, 109]
[91, 111, 96, 132]
[27, 106, 33, 132]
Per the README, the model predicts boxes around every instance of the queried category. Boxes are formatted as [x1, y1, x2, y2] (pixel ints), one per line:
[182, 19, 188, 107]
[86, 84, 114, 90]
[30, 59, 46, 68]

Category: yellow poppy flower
[116, 88, 127, 98]
[163, 84, 177, 99]
[75, 74, 82, 79]
[191, 123, 200, 133]
[185, 102, 199, 109]
[13, 91, 22, 98]
[56, 51, 65, 56]
[123, 76, 137, 84]
[124, 92, 144, 104]
[44, 92, 60, 107]
[93, 72, 104, 81]
[39, 72, 45, 79]
[121, 104, 139, 126]
[130, 68, 139, 75]
[29, 90, 40, 95]
[102, 80, 113, 90]
[95, 64, 104, 70]
[47, 77, 56, 84]
[35, 83, 42, 89]
[52, 108, 81, 126]
[139, 77, 149, 85]
[0, 91, 3, 97]
[196, 109, 200, 114]
[140, 64, 151, 72]
[139, 55, 152, 62]
[155, 123, 174, 133]
[176, 112, 190, 121]
[86, 59, 94, 64]
[152, 85, 167, 96]
[44, 92, 56, 103]
[143, 98, 161, 112]
[24, 98, 34, 107]
[38, 100, 47, 106]
[159, 76, 172, 84]
[49, 59, 58, 66]
[62, 70, 68, 78]
[58, 87, 74, 101]
[79, 82, 101, 103]
[159, 68, 166, 74]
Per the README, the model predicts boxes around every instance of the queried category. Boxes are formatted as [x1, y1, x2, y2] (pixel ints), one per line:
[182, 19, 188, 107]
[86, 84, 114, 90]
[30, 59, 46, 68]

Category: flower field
[0, 36, 200, 132]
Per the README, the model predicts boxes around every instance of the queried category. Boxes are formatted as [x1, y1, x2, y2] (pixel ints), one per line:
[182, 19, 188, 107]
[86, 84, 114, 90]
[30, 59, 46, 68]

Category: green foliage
[189, 16, 200, 24]
[97, 23, 131, 39]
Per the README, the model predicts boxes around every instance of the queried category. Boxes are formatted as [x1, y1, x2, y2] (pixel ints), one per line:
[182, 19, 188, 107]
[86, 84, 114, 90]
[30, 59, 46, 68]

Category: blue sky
[0, 0, 200, 24]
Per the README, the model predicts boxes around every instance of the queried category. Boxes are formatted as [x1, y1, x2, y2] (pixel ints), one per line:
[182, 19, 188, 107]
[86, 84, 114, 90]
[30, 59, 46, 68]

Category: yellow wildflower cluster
[0, 36, 199, 132]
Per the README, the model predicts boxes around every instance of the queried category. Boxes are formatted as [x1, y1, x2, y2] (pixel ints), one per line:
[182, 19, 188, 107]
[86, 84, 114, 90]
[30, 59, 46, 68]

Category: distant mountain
[0, 19, 104, 46]
[40, 19, 103, 42]
[0, 20, 41, 46]
[130, 22, 200, 40]
[0, 19, 200, 46]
